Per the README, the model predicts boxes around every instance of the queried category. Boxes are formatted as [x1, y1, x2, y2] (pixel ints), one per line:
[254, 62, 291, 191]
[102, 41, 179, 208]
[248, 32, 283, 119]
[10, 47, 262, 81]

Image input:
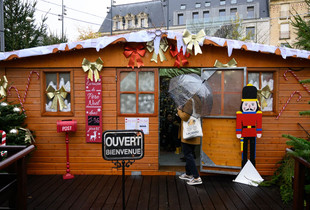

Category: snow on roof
[0, 30, 310, 61]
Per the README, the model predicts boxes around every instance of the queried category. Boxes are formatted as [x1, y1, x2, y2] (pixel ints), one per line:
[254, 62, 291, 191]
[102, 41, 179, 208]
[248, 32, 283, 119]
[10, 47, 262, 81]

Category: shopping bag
[182, 98, 203, 139]
[182, 115, 203, 139]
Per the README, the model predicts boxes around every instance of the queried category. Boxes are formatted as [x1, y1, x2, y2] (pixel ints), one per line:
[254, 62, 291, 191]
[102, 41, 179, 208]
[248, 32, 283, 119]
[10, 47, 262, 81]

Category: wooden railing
[0, 145, 35, 210]
[287, 148, 310, 210]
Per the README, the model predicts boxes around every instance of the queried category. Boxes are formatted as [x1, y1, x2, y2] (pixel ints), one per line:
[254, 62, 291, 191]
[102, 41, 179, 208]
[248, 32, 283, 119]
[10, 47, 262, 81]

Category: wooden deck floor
[25, 175, 292, 210]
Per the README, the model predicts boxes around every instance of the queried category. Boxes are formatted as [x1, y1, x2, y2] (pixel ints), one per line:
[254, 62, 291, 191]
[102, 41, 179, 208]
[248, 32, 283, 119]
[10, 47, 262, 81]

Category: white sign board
[125, 118, 149, 134]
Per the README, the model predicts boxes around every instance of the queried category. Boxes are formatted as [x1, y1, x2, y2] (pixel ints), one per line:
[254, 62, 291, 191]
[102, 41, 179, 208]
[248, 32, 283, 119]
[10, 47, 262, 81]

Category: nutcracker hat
[241, 84, 258, 102]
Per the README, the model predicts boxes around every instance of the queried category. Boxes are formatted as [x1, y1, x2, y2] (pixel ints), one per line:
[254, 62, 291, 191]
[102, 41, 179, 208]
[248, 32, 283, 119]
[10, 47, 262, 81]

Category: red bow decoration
[123, 44, 146, 69]
[169, 45, 190, 68]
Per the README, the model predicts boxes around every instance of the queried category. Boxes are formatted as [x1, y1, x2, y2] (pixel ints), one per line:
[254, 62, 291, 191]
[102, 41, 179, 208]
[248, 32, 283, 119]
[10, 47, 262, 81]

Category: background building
[270, 0, 310, 47]
[99, 0, 271, 44]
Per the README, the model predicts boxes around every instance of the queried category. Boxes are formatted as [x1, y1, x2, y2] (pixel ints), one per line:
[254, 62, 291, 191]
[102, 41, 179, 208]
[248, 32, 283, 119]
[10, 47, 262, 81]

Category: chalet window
[178, 13, 184, 25]
[42, 70, 73, 116]
[117, 69, 158, 116]
[280, 23, 290, 39]
[248, 71, 276, 113]
[203, 68, 244, 117]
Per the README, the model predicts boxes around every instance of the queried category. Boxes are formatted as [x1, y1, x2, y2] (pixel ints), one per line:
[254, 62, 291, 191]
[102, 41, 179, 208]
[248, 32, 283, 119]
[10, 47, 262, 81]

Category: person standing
[177, 105, 202, 185]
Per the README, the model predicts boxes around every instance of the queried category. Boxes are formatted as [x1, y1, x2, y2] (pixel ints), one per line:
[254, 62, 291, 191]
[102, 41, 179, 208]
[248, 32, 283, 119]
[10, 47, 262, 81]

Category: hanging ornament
[46, 85, 68, 111]
[170, 45, 190, 68]
[0, 101, 8, 106]
[182, 29, 206, 56]
[276, 91, 302, 119]
[283, 70, 310, 94]
[13, 107, 22, 113]
[0, 75, 8, 98]
[146, 37, 169, 63]
[7, 86, 26, 113]
[82, 57, 104, 82]
[123, 44, 146, 69]
[9, 128, 19, 135]
[19, 128, 35, 144]
[0, 130, 7, 157]
[23, 71, 40, 103]
[214, 58, 238, 68]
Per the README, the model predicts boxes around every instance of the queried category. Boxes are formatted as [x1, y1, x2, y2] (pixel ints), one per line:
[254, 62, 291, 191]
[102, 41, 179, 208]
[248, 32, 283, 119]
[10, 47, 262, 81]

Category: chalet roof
[0, 30, 309, 61]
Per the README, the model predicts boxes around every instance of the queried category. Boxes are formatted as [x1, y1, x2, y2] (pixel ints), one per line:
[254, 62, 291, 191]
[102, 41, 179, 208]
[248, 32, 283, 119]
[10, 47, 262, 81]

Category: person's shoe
[179, 173, 193, 181]
[187, 177, 202, 185]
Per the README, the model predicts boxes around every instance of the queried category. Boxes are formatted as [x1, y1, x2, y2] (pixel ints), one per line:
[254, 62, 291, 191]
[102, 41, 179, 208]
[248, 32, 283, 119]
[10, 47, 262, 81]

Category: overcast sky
[25, 0, 152, 41]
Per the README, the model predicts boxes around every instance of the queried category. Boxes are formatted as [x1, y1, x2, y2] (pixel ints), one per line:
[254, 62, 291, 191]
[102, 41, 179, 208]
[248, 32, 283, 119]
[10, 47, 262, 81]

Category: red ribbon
[169, 45, 190, 68]
[123, 44, 146, 69]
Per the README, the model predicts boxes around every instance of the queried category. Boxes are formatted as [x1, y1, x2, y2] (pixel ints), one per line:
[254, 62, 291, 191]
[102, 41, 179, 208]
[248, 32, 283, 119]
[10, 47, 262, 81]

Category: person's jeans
[182, 142, 199, 178]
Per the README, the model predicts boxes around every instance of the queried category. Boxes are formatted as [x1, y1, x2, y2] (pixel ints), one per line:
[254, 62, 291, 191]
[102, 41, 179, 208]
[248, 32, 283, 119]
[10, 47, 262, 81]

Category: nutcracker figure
[236, 84, 262, 167]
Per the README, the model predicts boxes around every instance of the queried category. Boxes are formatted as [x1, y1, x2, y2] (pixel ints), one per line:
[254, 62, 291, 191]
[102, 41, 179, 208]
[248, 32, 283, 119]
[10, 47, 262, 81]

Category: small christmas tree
[0, 101, 32, 146]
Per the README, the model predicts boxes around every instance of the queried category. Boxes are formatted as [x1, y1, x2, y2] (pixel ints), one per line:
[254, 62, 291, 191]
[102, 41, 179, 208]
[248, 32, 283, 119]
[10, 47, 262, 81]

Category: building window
[230, 8, 237, 19]
[205, 1, 211, 7]
[247, 6, 254, 19]
[117, 69, 158, 116]
[193, 12, 199, 23]
[178, 13, 184, 25]
[280, 23, 290, 39]
[219, 9, 226, 20]
[280, 4, 290, 19]
[281, 43, 290, 47]
[180, 4, 186, 10]
[220, 0, 226, 6]
[247, 0, 253, 2]
[231, 0, 237, 4]
[246, 27, 255, 40]
[195, 3, 201, 8]
[248, 72, 275, 112]
[42, 70, 73, 116]
[116, 21, 121, 30]
[203, 11, 210, 21]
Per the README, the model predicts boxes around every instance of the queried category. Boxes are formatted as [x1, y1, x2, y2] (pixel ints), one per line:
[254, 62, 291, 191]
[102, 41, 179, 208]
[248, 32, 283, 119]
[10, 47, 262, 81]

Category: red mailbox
[57, 120, 77, 180]
[57, 120, 77, 133]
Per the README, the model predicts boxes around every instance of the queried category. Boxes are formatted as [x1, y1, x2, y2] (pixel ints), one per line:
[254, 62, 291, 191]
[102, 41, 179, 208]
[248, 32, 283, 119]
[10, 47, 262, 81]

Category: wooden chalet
[0, 30, 310, 176]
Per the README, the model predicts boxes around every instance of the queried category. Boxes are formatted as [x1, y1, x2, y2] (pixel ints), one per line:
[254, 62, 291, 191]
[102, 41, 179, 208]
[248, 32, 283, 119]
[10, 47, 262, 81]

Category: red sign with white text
[85, 76, 102, 143]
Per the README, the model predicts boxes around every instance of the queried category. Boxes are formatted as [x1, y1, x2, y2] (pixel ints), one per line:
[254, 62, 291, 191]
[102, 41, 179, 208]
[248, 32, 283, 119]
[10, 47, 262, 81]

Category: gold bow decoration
[46, 85, 68, 111]
[0, 75, 8, 98]
[182, 29, 206, 56]
[146, 38, 169, 63]
[214, 58, 237, 68]
[257, 85, 272, 109]
[18, 128, 35, 144]
[82, 57, 104, 82]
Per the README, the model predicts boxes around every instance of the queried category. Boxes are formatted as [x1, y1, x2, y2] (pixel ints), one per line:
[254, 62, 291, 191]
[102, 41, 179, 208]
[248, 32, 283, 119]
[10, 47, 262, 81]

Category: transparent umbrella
[168, 73, 213, 118]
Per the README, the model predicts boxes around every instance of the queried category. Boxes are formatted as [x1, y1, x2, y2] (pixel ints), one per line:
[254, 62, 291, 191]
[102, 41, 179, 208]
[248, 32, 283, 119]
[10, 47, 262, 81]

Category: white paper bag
[182, 115, 203, 139]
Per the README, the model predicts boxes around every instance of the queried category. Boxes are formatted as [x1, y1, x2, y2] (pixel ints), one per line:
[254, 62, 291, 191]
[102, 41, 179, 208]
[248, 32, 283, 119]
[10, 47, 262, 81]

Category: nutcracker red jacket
[236, 111, 262, 137]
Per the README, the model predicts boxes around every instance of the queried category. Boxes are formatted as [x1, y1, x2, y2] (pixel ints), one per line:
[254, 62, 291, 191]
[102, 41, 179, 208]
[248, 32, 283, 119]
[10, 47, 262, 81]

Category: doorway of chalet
[159, 77, 200, 168]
